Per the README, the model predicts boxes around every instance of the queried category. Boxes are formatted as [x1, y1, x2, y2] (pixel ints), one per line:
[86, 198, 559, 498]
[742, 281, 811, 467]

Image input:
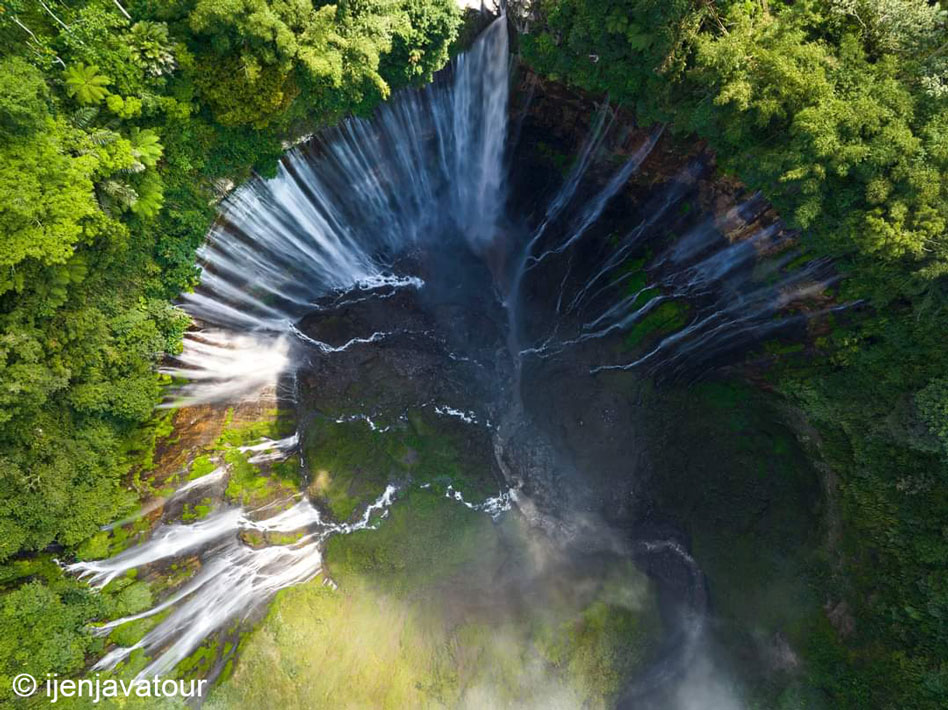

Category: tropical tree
[63, 63, 111, 105]
[0, 57, 49, 138]
[129, 128, 163, 169]
[130, 171, 165, 218]
[128, 21, 176, 77]
[0, 121, 98, 292]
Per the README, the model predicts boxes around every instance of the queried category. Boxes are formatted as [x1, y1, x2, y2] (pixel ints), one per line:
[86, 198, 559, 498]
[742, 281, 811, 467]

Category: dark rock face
[291, 62, 804, 520]
[285, 69, 828, 705]
[293, 240, 511, 429]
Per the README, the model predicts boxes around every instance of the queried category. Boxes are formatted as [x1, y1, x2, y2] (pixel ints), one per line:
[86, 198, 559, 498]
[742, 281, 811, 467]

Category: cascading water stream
[73, 476, 399, 679]
[71, 14, 844, 702]
[162, 17, 510, 407]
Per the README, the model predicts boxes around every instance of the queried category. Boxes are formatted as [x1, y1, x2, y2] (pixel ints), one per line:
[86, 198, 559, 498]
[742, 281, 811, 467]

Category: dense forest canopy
[0, 0, 946, 707]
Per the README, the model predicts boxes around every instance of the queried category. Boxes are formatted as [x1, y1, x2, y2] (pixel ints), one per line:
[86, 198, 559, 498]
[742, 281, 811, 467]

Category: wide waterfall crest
[167, 18, 509, 406]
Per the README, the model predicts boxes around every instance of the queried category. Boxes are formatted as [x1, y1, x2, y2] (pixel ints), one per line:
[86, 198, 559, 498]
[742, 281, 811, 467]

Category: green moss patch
[223, 450, 296, 506]
[304, 410, 498, 522]
[324, 488, 500, 594]
[623, 299, 690, 349]
[208, 493, 661, 709]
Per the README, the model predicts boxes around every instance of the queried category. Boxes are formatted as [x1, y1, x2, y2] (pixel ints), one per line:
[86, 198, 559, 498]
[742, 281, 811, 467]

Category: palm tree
[63, 64, 111, 105]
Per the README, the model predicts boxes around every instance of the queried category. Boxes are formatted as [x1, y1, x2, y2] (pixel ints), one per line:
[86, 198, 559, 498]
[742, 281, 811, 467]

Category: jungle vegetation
[0, 0, 460, 554]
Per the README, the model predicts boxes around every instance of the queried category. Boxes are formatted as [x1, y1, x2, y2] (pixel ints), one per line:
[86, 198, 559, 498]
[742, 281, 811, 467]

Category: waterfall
[71, 479, 399, 679]
[68, 18, 514, 682]
[74, 12, 846, 695]
[166, 17, 510, 406]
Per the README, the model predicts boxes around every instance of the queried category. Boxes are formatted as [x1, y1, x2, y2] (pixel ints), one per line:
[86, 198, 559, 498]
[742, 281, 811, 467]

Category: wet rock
[763, 631, 802, 673]
[825, 598, 855, 638]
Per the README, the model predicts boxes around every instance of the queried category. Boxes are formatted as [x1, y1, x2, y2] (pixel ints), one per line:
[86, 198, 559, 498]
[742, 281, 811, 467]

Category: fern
[96, 179, 138, 214]
[72, 106, 100, 129]
[130, 21, 177, 77]
[63, 64, 111, 105]
[88, 128, 118, 147]
[129, 128, 163, 168]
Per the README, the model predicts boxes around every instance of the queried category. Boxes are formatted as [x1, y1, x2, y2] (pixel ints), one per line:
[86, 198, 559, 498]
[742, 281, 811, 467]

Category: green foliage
[523, 0, 948, 280]
[130, 170, 166, 217]
[0, 57, 49, 137]
[303, 409, 496, 521]
[181, 498, 213, 521]
[0, 118, 98, 288]
[183, 0, 460, 127]
[325, 488, 490, 592]
[831, 0, 948, 98]
[537, 597, 656, 699]
[129, 128, 163, 168]
[0, 3, 460, 694]
[194, 57, 298, 128]
[223, 450, 271, 505]
[0, 573, 105, 703]
[212, 490, 661, 708]
[622, 298, 689, 348]
[64, 63, 112, 105]
[692, 18, 945, 265]
[915, 377, 948, 458]
[380, 0, 462, 85]
[188, 454, 218, 480]
[128, 21, 177, 77]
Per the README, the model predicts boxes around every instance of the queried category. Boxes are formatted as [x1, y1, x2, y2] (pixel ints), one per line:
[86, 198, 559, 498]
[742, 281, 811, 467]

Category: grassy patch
[538, 599, 655, 699]
[188, 454, 218, 480]
[535, 560, 661, 700]
[214, 409, 295, 449]
[324, 488, 499, 594]
[224, 450, 296, 506]
[108, 610, 169, 648]
[74, 516, 152, 561]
